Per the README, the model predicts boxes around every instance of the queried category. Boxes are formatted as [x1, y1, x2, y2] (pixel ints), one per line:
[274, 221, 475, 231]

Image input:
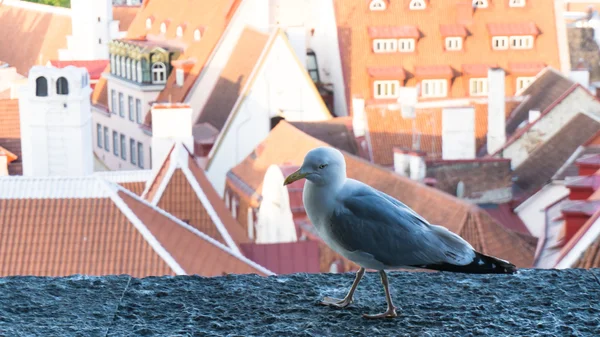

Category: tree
[23, 0, 71, 8]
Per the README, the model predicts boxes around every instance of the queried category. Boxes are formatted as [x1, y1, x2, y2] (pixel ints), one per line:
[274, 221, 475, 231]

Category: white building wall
[441, 107, 476, 160]
[92, 75, 160, 171]
[206, 36, 330, 195]
[503, 88, 600, 169]
[66, 0, 113, 60]
[255, 165, 298, 243]
[186, 0, 269, 122]
[516, 183, 570, 238]
[18, 65, 94, 176]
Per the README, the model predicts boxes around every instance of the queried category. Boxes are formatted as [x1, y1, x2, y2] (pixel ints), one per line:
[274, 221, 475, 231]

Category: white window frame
[232, 198, 238, 219]
[175, 68, 184, 86]
[374, 80, 400, 99]
[176, 26, 183, 37]
[398, 38, 415, 52]
[145, 18, 152, 30]
[160, 22, 167, 34]
[224, 190, 230, 209]
[115, 56, 121, 76]
[409, 0, 426, 10]
[492, 36, 509, 50]
[516, 76, 535, 92]
[120, 57, 126, 77]
[136, 62, 142, 83]
[110, 54, 115, 74]
[509, 0, 525, 7]
[125, 58, 131, 80]
[152, 62, 167, 84]
[369, 0, 386, 11]
[469, 78, 488, 96]
[445, 37, 462, 51]
[509, 35, 534, 49]
[131, 60, 137, 82]
[194, 29, 202, 41]
[421, 79, 448, 98]
[373, 39, 397, 53]
[472, 0, 488, 8]
[247, 207, 254, 240]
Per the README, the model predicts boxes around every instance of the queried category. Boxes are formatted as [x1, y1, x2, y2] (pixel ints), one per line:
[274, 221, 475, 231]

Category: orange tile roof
[367, 25, 420, 38]
[486, 22, 539, 36]
[0, 99, 21, 175]
[364, 101, 519, 166]
[0, 176, 271, 277]
[367, 66, 406, 79]
[101, 0, 242, 125]
[194, 28, 271, 131]
[228, 121, 536, 267]
[0, 3, 138, 76]
[142, 142, 249, 250]
[334, 0, 562, 113]
[439, 24, 468, 37]
[49, 60, 109, 80]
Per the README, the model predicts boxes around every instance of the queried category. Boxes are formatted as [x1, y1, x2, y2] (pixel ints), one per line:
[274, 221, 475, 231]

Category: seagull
[283, 147, 517, 319]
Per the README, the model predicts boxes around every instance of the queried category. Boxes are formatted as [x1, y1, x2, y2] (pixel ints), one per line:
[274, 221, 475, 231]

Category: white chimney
[150, 103, 194, 170]
[486, 67, 506, 155]
[393, 148, 426, 181]
[442, 107, 476, 160]
[18, 65, 94, 176]
[528, 109, 541, 123]
[352, 97, 366, 137]
[398, 87, 418, 119]
[0, 153, 8, 176]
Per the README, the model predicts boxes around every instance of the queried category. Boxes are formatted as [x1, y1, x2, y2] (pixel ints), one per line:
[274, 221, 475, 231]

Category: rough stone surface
[0, 269, 599, 336]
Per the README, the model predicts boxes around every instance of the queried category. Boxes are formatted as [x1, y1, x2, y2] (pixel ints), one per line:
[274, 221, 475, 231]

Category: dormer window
[145, 17, 152, 30]
[421, 79, 448, 98]
[473, 0, 488, 8]
[516, 76, 535, 91]
[374, 80, 400, 99]
[369, 0, 386, 11]
[160, 22, 167, 34]
[409, 0, 426, 10]
[398, 39, 415, 52]
[509, 0, 525, 7]
[175, 68, 184, 87]
[469, 78, 488, 96]
[492, 36, 508, 50]
[509, 36, 534, 49]
[176, 26, 184, 37]
[373, 39, 397, 53]
[194, 29, 202, 41]
[445, 37, 462, 51]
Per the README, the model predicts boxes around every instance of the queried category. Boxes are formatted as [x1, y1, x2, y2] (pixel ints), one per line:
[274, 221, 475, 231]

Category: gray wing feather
[330, 182, 475, 267]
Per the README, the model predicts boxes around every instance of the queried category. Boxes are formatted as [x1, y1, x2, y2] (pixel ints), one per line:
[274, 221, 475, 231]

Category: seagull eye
[318, 164, 327, 169]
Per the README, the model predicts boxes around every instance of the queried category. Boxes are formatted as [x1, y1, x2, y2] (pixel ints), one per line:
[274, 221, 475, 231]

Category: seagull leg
[362, 270, 398, 319]
[320, 267, 365, 308]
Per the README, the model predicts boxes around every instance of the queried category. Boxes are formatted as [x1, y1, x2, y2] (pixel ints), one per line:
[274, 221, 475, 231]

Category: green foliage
[22, 0, 71, 8]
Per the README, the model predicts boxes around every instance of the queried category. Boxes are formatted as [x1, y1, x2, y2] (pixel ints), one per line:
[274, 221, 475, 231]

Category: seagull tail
[414, 252, 517, 274]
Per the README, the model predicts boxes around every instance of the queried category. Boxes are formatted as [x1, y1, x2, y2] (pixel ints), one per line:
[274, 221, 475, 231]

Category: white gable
[369, 0, 387, 11]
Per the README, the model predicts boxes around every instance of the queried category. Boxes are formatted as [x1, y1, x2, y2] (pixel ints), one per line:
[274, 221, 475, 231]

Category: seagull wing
[329, 180, 475, 268]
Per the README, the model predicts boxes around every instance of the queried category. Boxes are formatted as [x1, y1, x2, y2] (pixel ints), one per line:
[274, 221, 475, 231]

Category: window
[176, 26, 183, 37]
[96, 124, 102, 147]
[136, 99, 142, 124]
[118, 93, 124, 117]
[421, 79, 448, 98]
[103, 126, 109, 152]
[232, 197, 238, 219]
[137, 142, 144, 168]
[445, 37, 462, 51]
[160, 22, 167, 34]
[149, 146, 152, 169]
[510, 36, 534, 49]
[126, 58, 131, 79]
[130, 139, 137, 165]
[131, 61, 137, 82]
[175, 68, 184, 87]
[369, 0, 386, 11]
[516, 76, 535, 91]
[145, 18, 152, 30]
[374, 80, 400, 99]
[194, 29, 202, 41]
[111, 90, 117, 114]
[98, 38, 102, 44]
[152, 62, 167, 84]
[473, 0, 488, 8]
[56, 77, 68, 95]
[113, 131, 119, 156]
[509, 0, 525, 7]
[35, 76, 48, 97]
[469, 78, 488, 96]
[225, 190, 231, 209]
[409, 0, 426, 10]
[120, 134, 126, 160]
[247, 207, 254, 240]
[110, 55, 115, 74]
[120, 57, 126, 77]
[398, 39, 415, 52]
[307, 50, 320, 82]
[492, 36, 508, 50]
[128, 96, 134, 121]
[115, 56, 121, 76]
[373, 39, 397, 53]
[136, 62, 142, 83]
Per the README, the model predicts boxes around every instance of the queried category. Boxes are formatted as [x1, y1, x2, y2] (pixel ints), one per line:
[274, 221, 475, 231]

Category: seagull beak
[283, 169, 308, 186]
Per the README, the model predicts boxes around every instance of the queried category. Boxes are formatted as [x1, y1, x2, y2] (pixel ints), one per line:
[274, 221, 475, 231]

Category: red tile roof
[228, 121, 537, 268]
[486, 22, 539, 36]
[481, 203, 532, 236]
[367, 66, 407, 79]
[49, 60, 109, 80]
[367, 25, 420, 38]
[112, 5, 141, 31]
[508, 61, 547, 75]
[334, 0, 562, 113]
[439, 24, 468, 37]
[0, 99, 21, 175]
[239, 241, 320, 274]
[462, 64, 498, 76]
[414, 65, 454, 78]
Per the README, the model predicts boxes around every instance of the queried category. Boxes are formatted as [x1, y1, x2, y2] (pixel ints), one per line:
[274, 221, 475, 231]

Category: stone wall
[568, 27, 600, 82]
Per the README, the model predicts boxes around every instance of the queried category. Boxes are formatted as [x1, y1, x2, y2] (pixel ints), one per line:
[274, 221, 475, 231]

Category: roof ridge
[114, 180, 275, 276]
[0, 175, 112, 199]
[99, 177, 186, 275]
[1, 0, 71, 16]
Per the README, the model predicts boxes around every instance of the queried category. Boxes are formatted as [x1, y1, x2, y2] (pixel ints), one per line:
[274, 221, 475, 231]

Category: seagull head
[283, 147, 346, 187]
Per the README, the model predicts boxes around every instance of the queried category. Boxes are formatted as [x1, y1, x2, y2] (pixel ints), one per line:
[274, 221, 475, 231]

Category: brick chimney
[352, 97, 366, 138]
[560, 200, 600, 245]
[576, 154, 600, 176]
[150, 103, 194, 171]
[486, 67, 506, 155]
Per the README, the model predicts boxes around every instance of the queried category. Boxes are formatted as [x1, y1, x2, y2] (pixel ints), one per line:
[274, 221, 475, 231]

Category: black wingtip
[412, 252, 518, 274]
